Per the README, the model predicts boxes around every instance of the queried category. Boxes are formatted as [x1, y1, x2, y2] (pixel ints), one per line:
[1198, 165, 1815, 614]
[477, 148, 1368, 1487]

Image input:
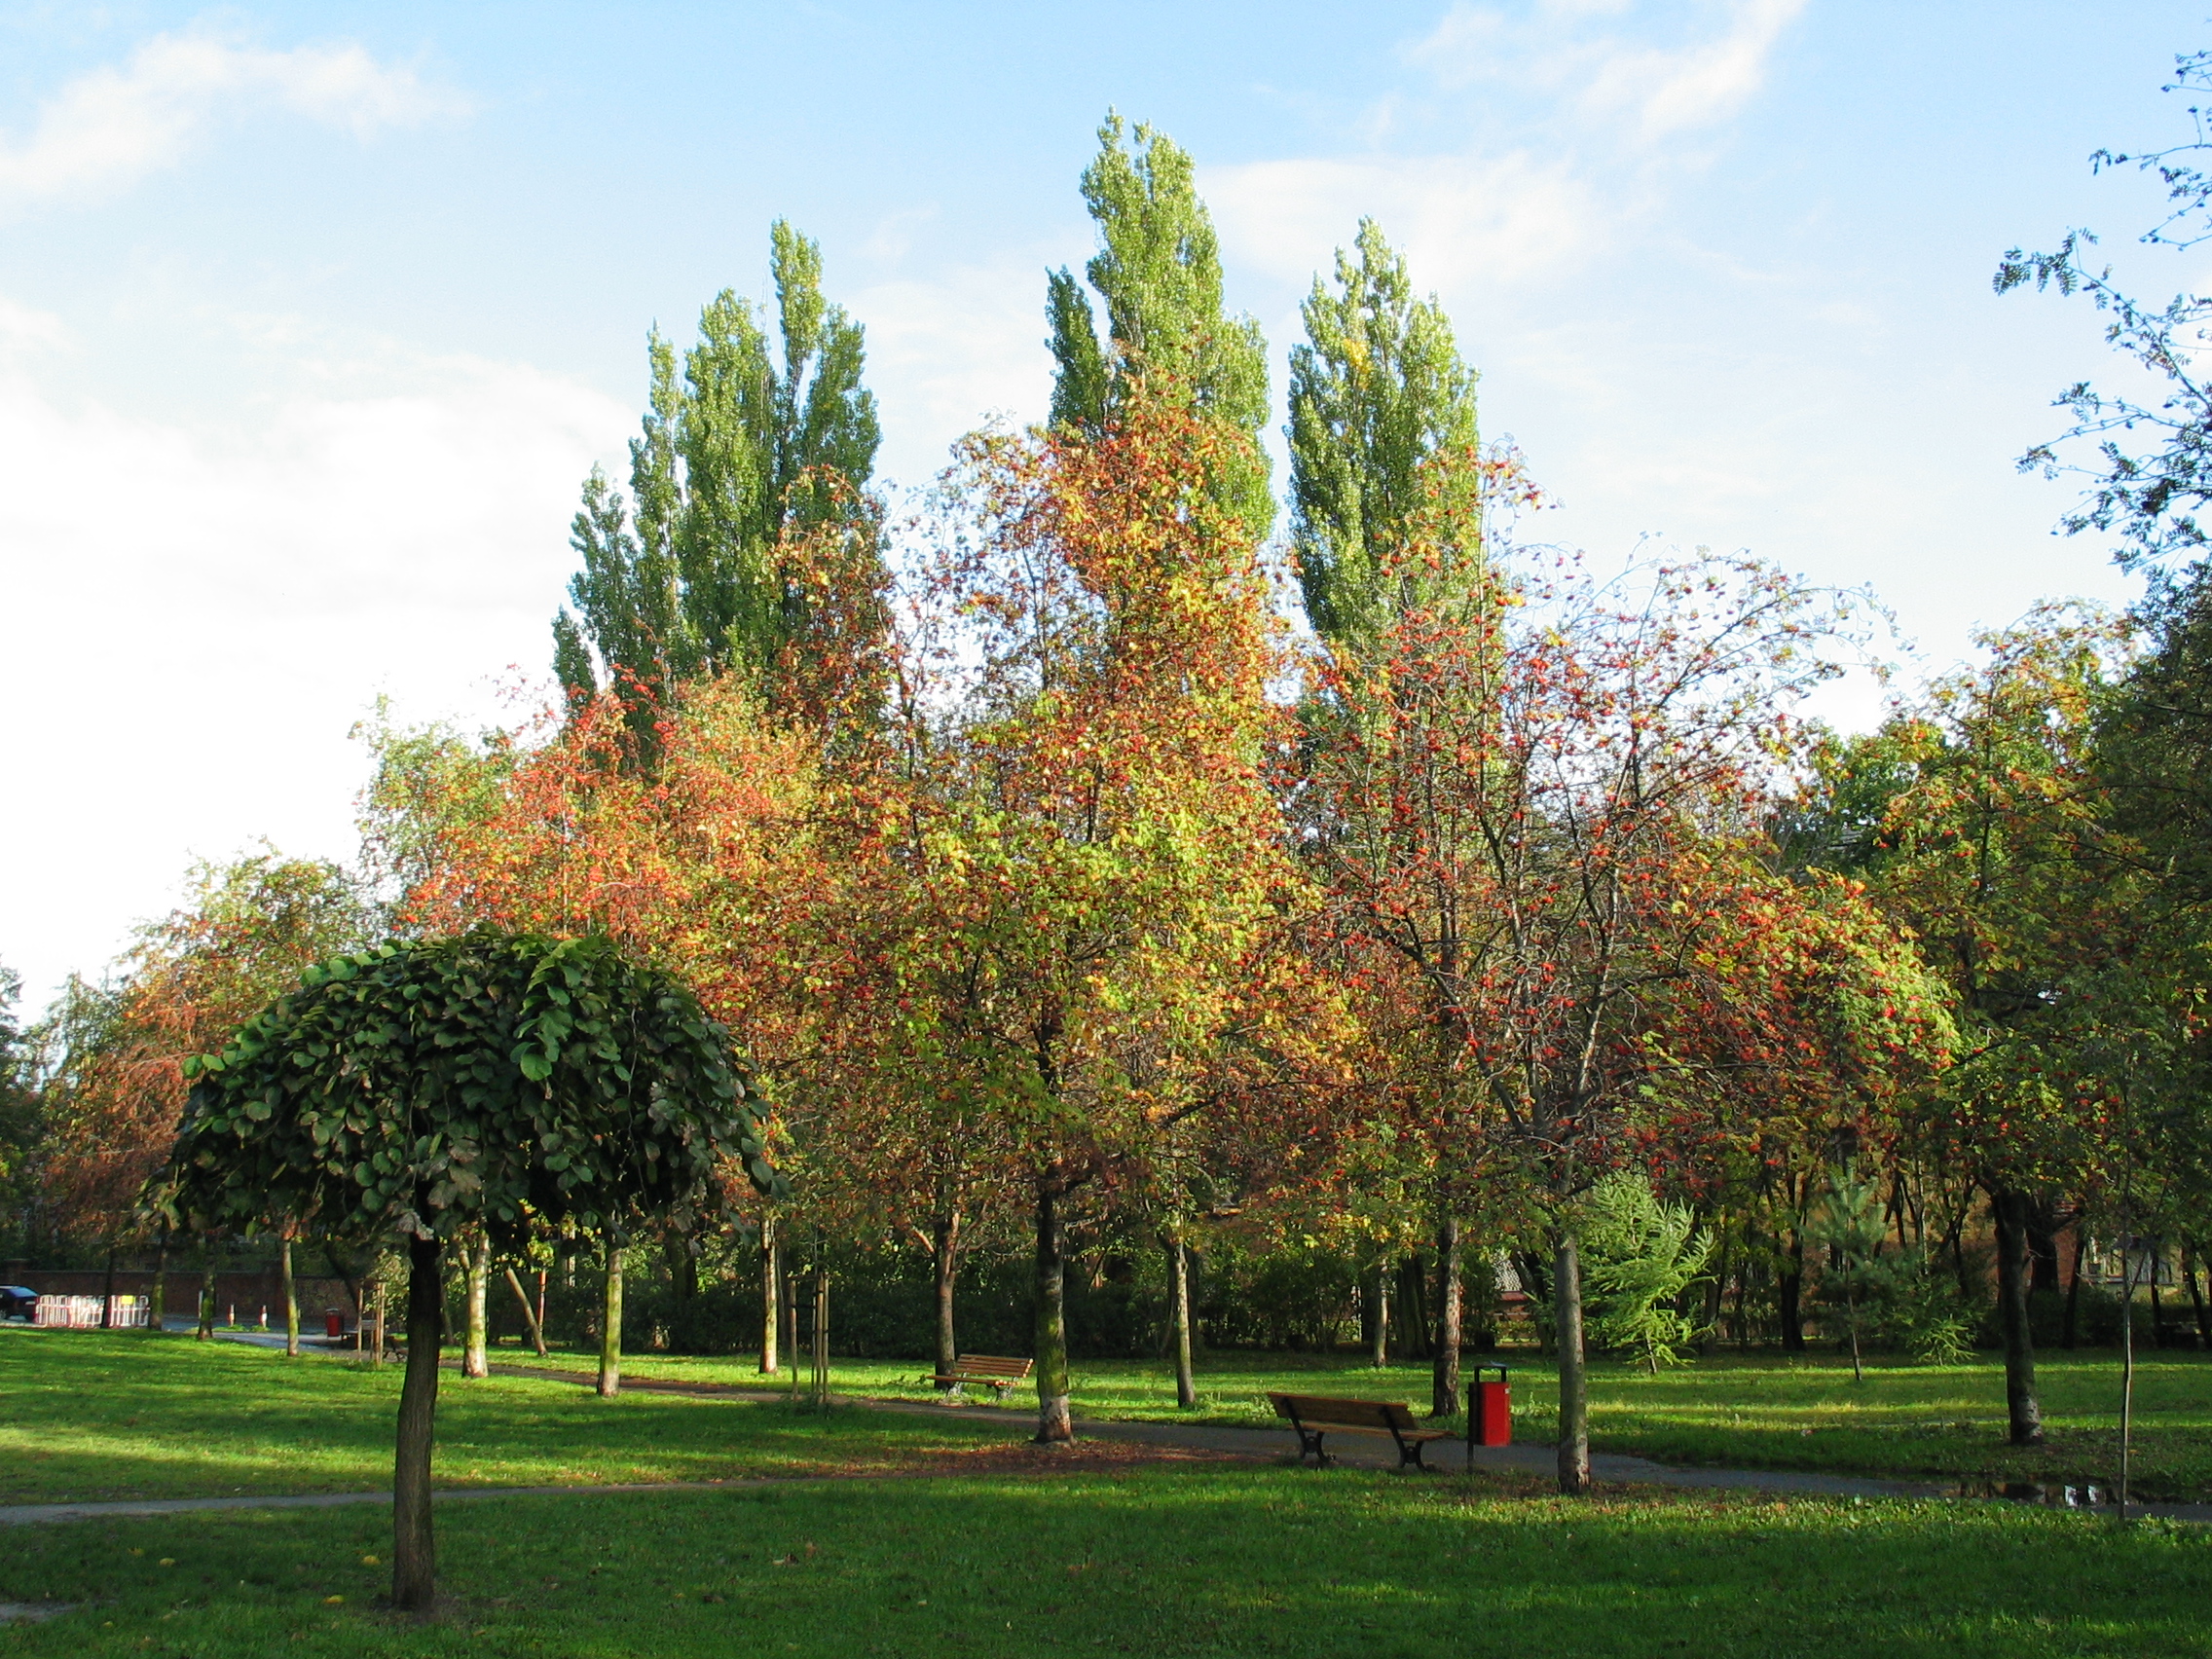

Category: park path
[6, 1351, 2205, 1528]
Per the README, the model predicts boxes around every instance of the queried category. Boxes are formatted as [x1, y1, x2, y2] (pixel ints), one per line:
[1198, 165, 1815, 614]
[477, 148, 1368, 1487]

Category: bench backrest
[953, 1355, 1033, 1379]
[1269, 1392, 1418, 1432]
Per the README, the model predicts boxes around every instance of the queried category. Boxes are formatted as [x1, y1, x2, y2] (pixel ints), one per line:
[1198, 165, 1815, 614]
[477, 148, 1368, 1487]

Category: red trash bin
[324, 1309, 344, 1340]
[1468, 1364, 1511, 1448]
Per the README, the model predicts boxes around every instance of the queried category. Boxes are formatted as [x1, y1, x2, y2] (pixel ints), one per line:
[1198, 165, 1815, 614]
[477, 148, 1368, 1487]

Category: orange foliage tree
[886, 386, 1324, 1441]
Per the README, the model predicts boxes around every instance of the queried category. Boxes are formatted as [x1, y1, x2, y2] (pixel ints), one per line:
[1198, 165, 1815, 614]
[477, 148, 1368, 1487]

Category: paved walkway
[8, 1352, 2204, 1528]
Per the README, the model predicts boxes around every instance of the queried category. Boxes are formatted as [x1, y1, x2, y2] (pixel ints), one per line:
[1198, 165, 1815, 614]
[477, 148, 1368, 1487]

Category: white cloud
[1205, 150, 1597, 292]
[852, 257, 1059, 483]
[1204, 4, 1805, 310]
[1412, 0, 1806, 139]
[0, 337, 630, 1005]
[0, 294, 68, 355]
[0, 30, 469, 210]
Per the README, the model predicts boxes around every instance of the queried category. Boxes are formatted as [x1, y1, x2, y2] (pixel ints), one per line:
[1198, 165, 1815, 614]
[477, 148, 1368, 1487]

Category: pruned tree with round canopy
[149, 929, 771, 1613]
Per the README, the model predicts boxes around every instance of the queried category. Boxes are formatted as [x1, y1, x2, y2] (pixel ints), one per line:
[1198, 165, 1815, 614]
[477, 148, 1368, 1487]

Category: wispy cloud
[1410, 0, 1807, 140]
[0, 30, 470, 210]
[0, 294, 69, 355]
[1207, 2, 1807, 298]
[1206, 150, 1596, 292]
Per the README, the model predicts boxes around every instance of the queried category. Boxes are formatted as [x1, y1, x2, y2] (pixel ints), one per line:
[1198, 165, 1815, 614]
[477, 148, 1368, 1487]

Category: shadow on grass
[4, 1465, 2209, 1658]
[0, 1333, 1023, 1503]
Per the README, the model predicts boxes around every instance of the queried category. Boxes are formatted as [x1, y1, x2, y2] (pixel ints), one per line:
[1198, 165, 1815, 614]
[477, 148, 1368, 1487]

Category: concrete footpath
[5, 1349, 2204, 1529]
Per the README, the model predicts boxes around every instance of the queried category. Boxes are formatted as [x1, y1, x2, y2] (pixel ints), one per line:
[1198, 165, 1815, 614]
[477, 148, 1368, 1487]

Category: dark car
[0, 1286, 37, 1321]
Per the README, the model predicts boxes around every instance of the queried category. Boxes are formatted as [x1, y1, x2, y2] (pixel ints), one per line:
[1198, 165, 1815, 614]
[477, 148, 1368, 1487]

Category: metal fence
[33, 1294, 149, 1329]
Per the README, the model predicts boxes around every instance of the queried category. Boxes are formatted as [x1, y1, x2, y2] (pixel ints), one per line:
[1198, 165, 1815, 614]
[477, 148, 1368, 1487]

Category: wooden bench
[1269, 1392, 1453, 1470]
[927, 1354, 1033, 1401]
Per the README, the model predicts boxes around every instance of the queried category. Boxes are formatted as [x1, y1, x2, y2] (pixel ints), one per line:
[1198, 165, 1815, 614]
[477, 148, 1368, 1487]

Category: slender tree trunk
[1370, 1263, 1389, 1368]
[1168, 1232, 1196, 1409]
[280, 1235, 300, 1357]
[1778, 1235, 1806, 1353]
[1431, 1211, 1462, 1418]
[2120, 1240, 2140, 1521]
[503, 1267, 548, 1357]
[150, 1237, 167, 1331]
[2150, 1245, 2167, 1349]
[462, 1235, 490, 1378]
[597, 1245, 623, 1399]
[1990, 1186, 2045, 1446]
[1400, 1253, 1431, 1358]
[2063, 1229, 2085, 1349]
[100, 1242, 118, 1329]
[391, 1233, 443, 1614]
[933, 1209, 961, 1388]
[1033, 1179, 1073, 1444]
[197, 1253, 217, 1341]
[2027, 1199, 2062, 1295]
[758, 1214, 779, 1376]
[780, 1253, 796, 1368]
[1701, 1241, 1728, 1358]
[1556, 1230, 1590, 1495]
[2187, 1241, 2210, 1349]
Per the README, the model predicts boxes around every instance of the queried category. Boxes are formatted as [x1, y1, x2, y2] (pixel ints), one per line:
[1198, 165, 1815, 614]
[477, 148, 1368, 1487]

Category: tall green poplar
[1046, 114, 1272, 541]
[554, 221, 881, 708]
[1287, 219, 1481, 648]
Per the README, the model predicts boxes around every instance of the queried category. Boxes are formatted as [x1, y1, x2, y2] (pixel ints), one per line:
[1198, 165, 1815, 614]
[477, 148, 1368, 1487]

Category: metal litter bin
[1467, 1364, 1511, 1448]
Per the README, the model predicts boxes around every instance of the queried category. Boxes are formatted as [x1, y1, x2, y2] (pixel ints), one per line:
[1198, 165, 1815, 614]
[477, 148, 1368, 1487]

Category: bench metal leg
[1290, 1421, 1332, 1466]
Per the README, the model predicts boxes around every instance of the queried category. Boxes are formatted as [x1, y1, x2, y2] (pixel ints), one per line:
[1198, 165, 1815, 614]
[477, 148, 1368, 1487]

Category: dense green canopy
[153, 930, 771, 1247]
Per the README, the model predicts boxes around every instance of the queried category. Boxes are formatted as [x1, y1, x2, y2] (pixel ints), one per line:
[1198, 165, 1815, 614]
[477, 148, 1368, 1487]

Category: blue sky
[2, 0, 2205, 1004]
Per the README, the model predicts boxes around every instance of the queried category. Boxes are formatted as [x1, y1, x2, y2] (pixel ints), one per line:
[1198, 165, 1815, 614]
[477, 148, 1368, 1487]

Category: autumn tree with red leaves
[37, 852, 373, 1340]
[890, 385, 1315, 1442]
[1306, 473, 1948, 1490]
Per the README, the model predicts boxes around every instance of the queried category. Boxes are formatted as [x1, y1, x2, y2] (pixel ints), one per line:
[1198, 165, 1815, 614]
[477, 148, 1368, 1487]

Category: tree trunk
[2187, 1241, 2210, 1349]
[1033, 1180, 1073, 1444]
[1701, 1241, 1728, 1357]
[391, 1233, 443, 1614]
[197, 1253, 217, 1341]
[1990, 1186, 2044, 1446]
[150, 1237, 167, 1331]
[1431, 1212, 1462, 1418]
[1398, 1253, 1431, 1359]
[2062, 1229, 2085, 1349]
[598, 1245, 623, 1399]
[280, 1235, 300, 1357]
[100, 1242, 118, 1329]
[1168, 1232, 1196, 1409]
[933, 1209, 961, 1388]
[2026, 1198, 2062, 1295]
[462, 1234, 490, 1379]
[503, 1267, 548, 1357]
[758, 1214, 779, 1376]
[780, 1252, 796, 1368]
[1370, 1263, 1389, 1368]
[1777, 1235, 1806, 1353]
[2150, 1247, 2166, 1349]
[1555, 1231, 1590, 1495]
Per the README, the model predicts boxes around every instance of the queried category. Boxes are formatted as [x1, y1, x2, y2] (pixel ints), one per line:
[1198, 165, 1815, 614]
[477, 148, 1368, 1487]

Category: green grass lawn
[4, 1467, 2207, 1657]
[508, 1340, 2212, 1499]
[9, 1330, 2209, 1507]
[0, 1331, 1020, 1504]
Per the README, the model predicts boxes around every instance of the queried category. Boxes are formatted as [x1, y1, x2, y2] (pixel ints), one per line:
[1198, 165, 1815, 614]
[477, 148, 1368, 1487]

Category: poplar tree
[554, 221, 882, 710]
[1287, 218, 1482, 647]
[1289, 221, 1489, 1416]
[1046, 114, 1272, 541]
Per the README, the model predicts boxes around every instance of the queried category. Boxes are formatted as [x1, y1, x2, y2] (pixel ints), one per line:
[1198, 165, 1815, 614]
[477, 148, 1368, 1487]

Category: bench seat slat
[1267, 1392, 1451, 1469]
